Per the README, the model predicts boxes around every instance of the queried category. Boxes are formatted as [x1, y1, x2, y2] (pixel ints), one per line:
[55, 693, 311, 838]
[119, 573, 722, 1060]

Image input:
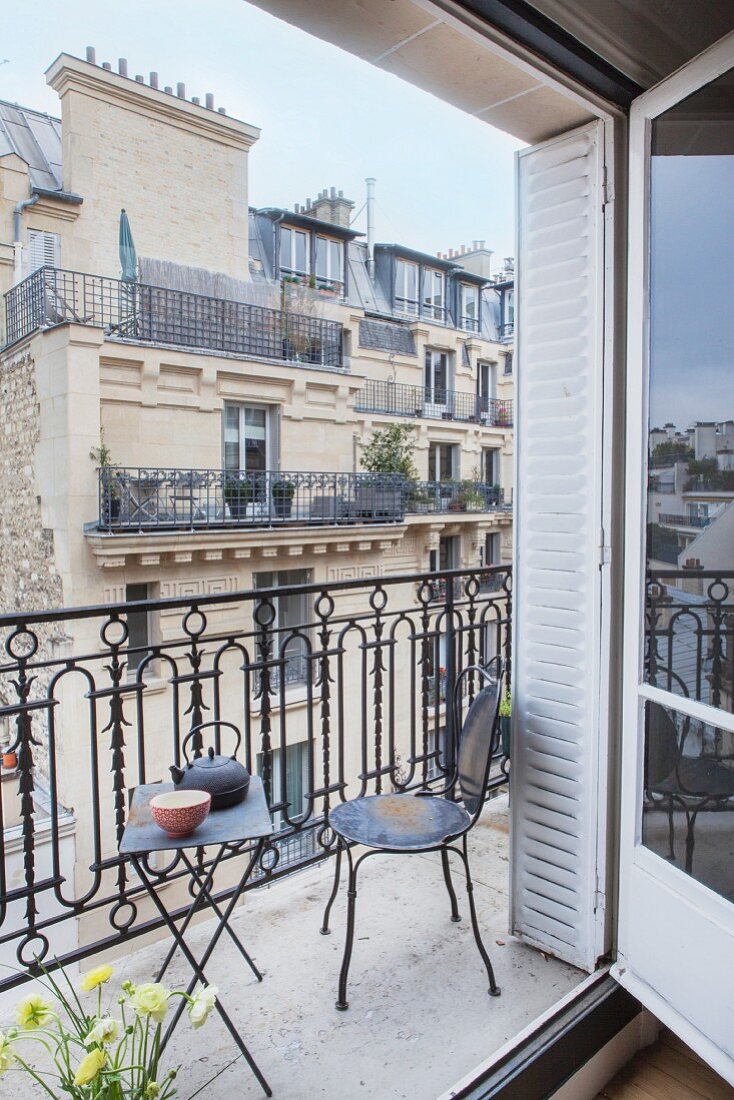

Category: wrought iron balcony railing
[0, 566, 511, 994]
[96, 468, 508, 532]
[646, 569, 733, 712]
[4, 266, 345, 368]
[97, 468, 407, 531]
[355, 380, 513, 427]
[657, 512, 713, 528]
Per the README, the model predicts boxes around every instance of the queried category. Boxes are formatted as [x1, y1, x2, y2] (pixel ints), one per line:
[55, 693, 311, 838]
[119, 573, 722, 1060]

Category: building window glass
[503, 351, 513, 375]
[459, 283, 480, 331]
[428, 443, 458, 482]
[259, 741, 309, 827]
[395, 259, 419, 314]
[254, 570, 311, 687]
[125, 583, 152, 675]
[315, 236, 344, 285]
[280, 226, 309, 276]
[223, 404, 270, 473]
[424, 349, 450, 406]
[482, 448, 500, 486]
[423, 269, 445, 320]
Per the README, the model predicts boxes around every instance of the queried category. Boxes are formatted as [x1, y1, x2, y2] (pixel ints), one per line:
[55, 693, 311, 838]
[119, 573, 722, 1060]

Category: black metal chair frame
[320, 657, 504, 1010]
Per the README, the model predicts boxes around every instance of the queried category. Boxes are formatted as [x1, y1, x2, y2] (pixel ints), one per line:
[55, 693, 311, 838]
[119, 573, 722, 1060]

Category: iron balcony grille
[0, 565, 511, 994]
[657, 513, 713, 528]
[355, 379, 513, 427]
[3, 266, 345, 368]
[96, 468, 507, 532]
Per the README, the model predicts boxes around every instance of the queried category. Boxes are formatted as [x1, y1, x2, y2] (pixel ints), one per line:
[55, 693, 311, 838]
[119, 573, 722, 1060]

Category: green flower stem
[11, 1052, 61, 1099]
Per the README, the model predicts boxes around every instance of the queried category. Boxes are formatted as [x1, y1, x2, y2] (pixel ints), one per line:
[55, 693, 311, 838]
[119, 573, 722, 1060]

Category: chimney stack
[205, 92, 214, 109]
[86, 46, 96, 64]
[118, 58, 128, 77]
[176, 82, 186, 98]
[149, 72, 158, 89]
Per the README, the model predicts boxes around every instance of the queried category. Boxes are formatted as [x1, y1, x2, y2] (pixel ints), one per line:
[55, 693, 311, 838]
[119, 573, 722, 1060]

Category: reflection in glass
[643, 701, 734, 901]
[644, 69, 734, 714]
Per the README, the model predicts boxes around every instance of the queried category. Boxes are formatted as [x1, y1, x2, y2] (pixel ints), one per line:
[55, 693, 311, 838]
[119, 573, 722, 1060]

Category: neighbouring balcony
[94, 468, 508, 532]
[657, 512, 714, 529]
[355, 379, 513, 427]
[3, 266, 345, 369]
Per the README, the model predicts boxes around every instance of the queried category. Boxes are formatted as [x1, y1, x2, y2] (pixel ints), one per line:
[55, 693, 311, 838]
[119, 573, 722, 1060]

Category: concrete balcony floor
[22, 795, 582, 1098]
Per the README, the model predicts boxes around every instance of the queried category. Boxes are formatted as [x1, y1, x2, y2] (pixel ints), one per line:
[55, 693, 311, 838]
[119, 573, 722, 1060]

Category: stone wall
[0, 349, 63, 615]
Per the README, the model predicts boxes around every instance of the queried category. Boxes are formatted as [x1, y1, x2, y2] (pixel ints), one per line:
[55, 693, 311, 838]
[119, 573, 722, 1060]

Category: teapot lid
[191, 746, 234, 769]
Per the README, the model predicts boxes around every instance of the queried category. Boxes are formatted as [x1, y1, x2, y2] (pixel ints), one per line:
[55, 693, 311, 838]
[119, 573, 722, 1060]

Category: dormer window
[459, 283, 480, 332]
[280, 225, 309, 276]
[395, 259, 419, 314]
[315, 236, 344, 286]
[423, 269, 445, 321]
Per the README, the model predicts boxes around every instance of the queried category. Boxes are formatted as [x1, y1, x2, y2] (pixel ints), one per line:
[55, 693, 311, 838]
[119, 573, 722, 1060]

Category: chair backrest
[645, 702, 680, 789]
[455, 660, 504, 817]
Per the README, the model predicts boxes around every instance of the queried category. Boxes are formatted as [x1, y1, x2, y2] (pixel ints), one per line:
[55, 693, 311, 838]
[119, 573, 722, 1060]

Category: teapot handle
[182, 720, 243, 764]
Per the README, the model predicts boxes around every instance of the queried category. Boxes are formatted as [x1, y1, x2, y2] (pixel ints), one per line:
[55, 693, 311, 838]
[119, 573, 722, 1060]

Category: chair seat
[656, 757, 734, 800]
[329, 793, 470, 851]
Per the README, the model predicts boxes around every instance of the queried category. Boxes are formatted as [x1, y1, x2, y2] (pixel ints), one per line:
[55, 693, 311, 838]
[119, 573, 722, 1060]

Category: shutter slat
[511, 122, 605, 971]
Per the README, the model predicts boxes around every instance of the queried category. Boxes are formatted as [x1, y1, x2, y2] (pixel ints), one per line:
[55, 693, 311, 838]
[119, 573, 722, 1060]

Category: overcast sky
[650, 154, 733, 428]
[0, 0, 521, 263]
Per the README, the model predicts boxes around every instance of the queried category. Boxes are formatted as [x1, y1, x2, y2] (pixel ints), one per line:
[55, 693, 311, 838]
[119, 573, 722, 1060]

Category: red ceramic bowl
[150, 789, 211, 838]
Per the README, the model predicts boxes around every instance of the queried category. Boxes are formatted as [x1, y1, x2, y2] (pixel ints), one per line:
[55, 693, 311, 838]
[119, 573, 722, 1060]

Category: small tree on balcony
[360, 424, 418, 480]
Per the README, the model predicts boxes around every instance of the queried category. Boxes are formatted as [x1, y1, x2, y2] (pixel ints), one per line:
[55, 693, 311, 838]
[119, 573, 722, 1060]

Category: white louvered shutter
[25, 229, 60, 274]
[510, 121, 608, 972]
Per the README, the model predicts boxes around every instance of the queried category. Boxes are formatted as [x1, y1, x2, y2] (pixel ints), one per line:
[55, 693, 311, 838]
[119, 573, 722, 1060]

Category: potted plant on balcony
[224, 473, 253, 520]
[359, 423, 417, 518]
[458, 480, 486, 512]
[272, 478, 296, 518]
[90, 430, 121, 525]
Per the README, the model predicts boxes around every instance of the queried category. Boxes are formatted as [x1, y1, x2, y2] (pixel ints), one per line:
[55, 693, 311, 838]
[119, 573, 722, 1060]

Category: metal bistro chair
[320, 657, 504, 1010]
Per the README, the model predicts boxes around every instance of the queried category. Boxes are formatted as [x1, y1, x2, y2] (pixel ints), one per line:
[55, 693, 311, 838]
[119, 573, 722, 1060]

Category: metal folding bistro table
[120, 778, 274, 1096]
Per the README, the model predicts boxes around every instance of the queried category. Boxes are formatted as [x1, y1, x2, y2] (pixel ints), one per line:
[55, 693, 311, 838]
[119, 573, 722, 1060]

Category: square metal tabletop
[119, 776, 273, 855]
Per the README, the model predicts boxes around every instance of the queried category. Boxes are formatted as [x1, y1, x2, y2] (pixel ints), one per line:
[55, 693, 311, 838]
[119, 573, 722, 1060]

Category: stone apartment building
[0, 51, 514, 872]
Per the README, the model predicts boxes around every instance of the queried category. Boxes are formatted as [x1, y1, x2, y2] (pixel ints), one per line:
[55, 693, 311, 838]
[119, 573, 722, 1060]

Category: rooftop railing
[3, 266, 345, 368]
[355, 379, 513, 427]
[0, 566, 511, 993]
[95, 468, 508, 532]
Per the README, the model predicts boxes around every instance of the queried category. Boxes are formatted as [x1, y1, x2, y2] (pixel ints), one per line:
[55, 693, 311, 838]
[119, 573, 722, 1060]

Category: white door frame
[614, 31, 734, 1083]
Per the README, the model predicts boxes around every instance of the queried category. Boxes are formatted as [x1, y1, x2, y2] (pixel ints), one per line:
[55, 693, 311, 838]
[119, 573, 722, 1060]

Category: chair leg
[457, 836, 500, 997]
[320, 838, 343, 935]
[684, 809, 698, 875]
[336, 847, 359, 1011]
[667, 801, 676, 861]
[441, 845, 461, 923]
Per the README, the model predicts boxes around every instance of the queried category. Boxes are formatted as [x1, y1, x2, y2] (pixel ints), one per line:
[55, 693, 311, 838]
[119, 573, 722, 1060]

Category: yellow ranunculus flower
[15, 993, 53, 1030]
[131, 982, 169, 1023]
[0, 1031, 16, 1075]
[80, 964, 113, 992]
[73, 1047, 106, 1086]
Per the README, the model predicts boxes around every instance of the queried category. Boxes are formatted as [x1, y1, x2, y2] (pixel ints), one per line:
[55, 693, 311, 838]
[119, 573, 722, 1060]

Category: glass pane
[329, 240, 342, 282]
[315, 237, 327, 279]
[644, 68, 734, 714]
[642, 701, 734, 901]
[279, 227, 292, 271]
[294, 231, 308, 273]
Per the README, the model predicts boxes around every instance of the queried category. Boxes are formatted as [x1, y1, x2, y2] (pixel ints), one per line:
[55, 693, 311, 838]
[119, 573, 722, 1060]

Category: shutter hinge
[593, 889, 605, 914]
[599, 527, 611, 567]
[602, 165, 614, 207]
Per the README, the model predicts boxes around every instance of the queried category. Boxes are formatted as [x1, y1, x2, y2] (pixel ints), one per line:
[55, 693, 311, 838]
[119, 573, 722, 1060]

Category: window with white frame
[503, 351, 513, 375]
[25, 229, 60, 275]
[395, 258, 419, 314]
[254, 570, 311, 688]
[315, 236, 344, 286]
[459, 283, 480, 331]
[223, 404, 271, 473]
[279, 225, 309, 276]
[424, 348, 450, 405]
[481, 448, 500, 487]
[428, 443, 458, 482]
[258, 741, 309, 828]
[422, 269, 445, 321]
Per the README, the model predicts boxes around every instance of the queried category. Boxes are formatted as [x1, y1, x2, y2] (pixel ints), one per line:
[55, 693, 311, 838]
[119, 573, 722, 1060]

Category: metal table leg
[129, 845, 272, 1097]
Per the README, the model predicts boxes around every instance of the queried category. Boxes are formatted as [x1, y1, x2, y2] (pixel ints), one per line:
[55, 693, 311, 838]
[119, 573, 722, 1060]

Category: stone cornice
[85, 523, 408, 568]
[46, 54, 261, 151]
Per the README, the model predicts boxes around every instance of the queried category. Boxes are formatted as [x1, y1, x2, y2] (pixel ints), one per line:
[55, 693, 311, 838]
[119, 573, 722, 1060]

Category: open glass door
[617, 33, 734, 1084]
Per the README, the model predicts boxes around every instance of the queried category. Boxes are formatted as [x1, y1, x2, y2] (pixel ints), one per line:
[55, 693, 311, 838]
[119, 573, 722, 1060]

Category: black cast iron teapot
[170, 721, 250, 810]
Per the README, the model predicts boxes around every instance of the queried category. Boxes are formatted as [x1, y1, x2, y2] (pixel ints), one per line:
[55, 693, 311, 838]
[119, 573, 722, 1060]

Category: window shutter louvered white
[26, 230, 60, 274]
[510, 121, 608, 972]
